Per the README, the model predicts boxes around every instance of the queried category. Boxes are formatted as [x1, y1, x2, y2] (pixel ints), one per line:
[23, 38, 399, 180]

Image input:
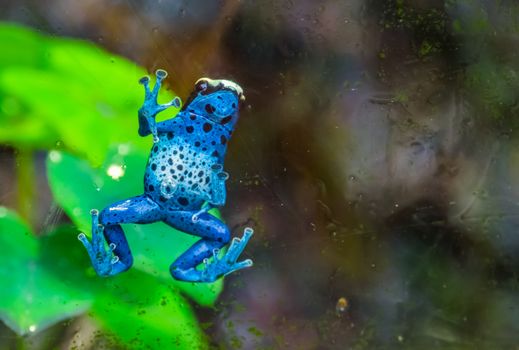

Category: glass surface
[0, 0, 518, 349]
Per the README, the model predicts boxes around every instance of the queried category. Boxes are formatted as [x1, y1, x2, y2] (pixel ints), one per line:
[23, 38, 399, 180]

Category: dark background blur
[1, 0, 519, 349]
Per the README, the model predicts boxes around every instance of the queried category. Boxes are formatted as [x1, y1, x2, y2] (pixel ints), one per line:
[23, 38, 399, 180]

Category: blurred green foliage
[376, 0, 519, 129]
[375, 0, 455, 58]
[0, 211, 90, 335]
[0, 211, 207, 348]
[0, 22, 220, 348]
[451, 1, 519, 126]
[0, 22, 176, 165]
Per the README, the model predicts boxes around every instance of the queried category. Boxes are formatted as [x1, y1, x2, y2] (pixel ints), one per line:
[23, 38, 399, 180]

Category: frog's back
[143, 113, 230, 210]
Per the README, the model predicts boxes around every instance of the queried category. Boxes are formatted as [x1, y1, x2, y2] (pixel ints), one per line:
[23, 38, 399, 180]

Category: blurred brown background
[2, 0, 519, 348]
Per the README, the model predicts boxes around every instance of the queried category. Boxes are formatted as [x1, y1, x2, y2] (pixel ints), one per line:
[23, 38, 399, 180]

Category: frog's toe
[225, 258, 253, 276]
[78, 232, 95, 255]
[139, 76, 150, 85]
[161, 96, 182, 110]
[167, 96, 182, 108]
[139, 76, 152, 99]
[155, 69, 167, 80]
[151, 69, 167, 96]
[77, 232, 88, 244]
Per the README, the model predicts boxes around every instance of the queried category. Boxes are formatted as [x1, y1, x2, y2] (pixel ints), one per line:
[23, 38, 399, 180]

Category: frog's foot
[200, 227, 254, 282]
[209, 164, 229, 206]
[139, 69, 182, 142]
[139, 69, 181, 116]
[78, 209, 122, 276]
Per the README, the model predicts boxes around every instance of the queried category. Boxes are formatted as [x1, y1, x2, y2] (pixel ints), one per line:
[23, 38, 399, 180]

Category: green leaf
[0, 209, 92, 335]
[39, 224, 102, 292]
[46, 147, 223, 306]
[92, 271, 207, 350]
[0, 23, 179, 165]
[39, 226, 207, 349]
[0, 23, 48, 67]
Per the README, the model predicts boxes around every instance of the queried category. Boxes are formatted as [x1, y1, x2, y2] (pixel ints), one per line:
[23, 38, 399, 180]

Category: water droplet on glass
[336, 297, 349, 314]
[49, 151, 62, 163]
[118, 143, 130, 156]
[107, 164, 125, 180]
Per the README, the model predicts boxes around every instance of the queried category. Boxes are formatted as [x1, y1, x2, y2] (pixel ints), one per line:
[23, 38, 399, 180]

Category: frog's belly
[143, 144, 216, 210]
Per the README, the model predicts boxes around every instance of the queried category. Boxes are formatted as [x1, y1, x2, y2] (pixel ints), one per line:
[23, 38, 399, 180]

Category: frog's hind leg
[78, 195, 163, 277]
[163, 211, 253, 282]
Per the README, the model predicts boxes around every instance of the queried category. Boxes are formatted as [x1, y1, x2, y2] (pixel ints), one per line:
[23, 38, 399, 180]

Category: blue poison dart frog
[78, 69, 253, 282]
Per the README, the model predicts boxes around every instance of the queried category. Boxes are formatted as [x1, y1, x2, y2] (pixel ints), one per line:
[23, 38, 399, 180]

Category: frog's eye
[195, 79, 208, 92]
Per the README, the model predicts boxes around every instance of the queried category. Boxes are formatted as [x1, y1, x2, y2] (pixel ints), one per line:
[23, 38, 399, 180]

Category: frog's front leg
[78, 195, 162, 276]
[164, 211, 253, 282]
[138, 69, 181, 142]
[191, 164, 229, 223]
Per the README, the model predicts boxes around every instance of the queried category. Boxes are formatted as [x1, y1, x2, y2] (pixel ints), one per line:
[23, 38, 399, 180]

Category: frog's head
[182, 78, 245, 130]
